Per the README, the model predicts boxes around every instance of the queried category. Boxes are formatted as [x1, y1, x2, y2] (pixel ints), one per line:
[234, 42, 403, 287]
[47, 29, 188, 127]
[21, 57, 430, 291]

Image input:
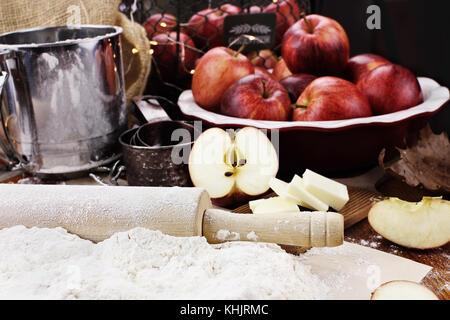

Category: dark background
[311, 0, 449, 134]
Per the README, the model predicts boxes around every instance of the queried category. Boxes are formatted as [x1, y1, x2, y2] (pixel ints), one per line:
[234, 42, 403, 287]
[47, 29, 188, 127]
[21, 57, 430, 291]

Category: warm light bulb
[190, 69, 195, 75]
[132, 48, 139, 54]
[160, 22, 167, 27]
[149, 40, 158, 46]
[149, 49, 154, 55]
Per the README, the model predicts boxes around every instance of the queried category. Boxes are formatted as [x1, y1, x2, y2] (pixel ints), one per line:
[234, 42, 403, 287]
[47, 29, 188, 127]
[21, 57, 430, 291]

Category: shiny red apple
[151, 32, 198, 81]
[346, 53, 391, 83]
[280, 74, 317, 103]
[272, 58, 292, 81]
[192, 46, 255, 111]
[220, 74, 292, 121]
[357, 64, 423, 115]
[143, 13, 177, 39]
[294, 77, 372, 121]
[282, 14, 350, 76]
[254, 66, 276, 80]
[247, 49, 278, 69]
[247, 5, 263, 13]
[187, 4, 241, 49]
[264, 0, 301, 47]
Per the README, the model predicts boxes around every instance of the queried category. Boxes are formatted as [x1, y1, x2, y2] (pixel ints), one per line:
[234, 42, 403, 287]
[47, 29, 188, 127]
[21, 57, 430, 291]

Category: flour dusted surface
[0, 226, 329, 300]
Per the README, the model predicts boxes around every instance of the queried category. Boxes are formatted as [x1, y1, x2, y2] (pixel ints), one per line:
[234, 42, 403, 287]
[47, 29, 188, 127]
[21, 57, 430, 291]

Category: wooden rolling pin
[0, 184, 343, 247]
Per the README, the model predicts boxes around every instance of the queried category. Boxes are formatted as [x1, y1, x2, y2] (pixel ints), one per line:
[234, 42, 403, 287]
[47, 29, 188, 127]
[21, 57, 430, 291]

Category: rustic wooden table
[1, 167, 448, 300]
[345, 219, 449, 300]
[239, 168, 450, 300]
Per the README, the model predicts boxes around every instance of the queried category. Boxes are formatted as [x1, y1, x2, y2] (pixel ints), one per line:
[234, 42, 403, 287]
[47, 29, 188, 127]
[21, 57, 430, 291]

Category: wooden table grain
[235, 170, 449, 300]
[1, 169, 448, 300]
[344, 218, 449, 300]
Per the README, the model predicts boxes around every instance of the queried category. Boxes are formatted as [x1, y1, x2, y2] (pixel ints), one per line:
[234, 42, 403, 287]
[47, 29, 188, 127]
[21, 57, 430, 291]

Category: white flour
[0, 226, 330, 300]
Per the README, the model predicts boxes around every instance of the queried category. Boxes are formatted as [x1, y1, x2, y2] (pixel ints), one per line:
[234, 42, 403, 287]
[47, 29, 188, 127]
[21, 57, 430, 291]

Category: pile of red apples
[143, 0, 300, 83]
[187, 8, 423, 121]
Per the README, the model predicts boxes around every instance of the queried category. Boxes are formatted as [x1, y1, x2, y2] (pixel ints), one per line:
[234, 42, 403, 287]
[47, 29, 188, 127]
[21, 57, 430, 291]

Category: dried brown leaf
[379, 125, 450, 193]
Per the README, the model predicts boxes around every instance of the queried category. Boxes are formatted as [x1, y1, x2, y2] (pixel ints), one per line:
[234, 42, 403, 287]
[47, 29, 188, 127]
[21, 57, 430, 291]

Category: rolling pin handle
[202, 209, 344, 248]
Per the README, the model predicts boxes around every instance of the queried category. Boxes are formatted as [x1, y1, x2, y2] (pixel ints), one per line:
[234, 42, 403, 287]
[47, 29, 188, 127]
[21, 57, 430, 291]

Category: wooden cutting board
[233, 187, 381, 254]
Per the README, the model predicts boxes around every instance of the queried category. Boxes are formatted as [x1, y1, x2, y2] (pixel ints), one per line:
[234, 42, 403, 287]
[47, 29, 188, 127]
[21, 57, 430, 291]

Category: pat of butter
[250, 196, 300, 214]
[249, 198, 266, 211]
[287, 175, 329, 212]
[269, 177, 300, 203]
[303, 169, 349, 211]
[270, 177, 316, 209]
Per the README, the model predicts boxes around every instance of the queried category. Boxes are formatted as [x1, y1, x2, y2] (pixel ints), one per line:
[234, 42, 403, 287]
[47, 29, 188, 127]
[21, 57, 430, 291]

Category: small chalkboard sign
[223, 12, 277, 52]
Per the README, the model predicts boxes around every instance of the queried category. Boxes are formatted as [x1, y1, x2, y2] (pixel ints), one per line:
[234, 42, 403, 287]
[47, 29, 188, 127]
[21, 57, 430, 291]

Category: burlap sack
[0, 0, 151, 105]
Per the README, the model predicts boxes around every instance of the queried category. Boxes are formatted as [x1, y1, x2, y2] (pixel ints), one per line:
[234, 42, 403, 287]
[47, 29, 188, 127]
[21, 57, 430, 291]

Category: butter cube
[249, 198, 266, 211]
[250, 196, 300, 214]
[303, 169, 349, 211]
[269, 177, 300, 203]
[270, 177, 317, 210]
[287, 175, 329, 212]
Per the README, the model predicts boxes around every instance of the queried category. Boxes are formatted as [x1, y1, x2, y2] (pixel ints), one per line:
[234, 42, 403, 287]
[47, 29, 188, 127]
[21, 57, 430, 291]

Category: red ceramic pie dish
[178, 77, 449, 177]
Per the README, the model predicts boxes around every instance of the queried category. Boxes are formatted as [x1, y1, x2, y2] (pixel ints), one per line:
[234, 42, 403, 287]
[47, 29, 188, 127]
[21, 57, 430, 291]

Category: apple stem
[261, 80, 269, 99]
[234, 43, 247, 57]
[300, 12, 313, 34]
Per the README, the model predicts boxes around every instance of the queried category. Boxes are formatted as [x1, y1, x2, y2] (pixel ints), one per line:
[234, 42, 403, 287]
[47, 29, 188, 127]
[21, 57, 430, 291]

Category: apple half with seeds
[368, 197, 450, 249]
[189, 127, 279, 207]
[371, 281, 438, 300]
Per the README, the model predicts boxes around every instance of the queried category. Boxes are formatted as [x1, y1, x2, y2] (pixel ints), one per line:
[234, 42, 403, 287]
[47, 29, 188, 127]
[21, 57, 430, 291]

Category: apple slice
[249, 196, 300, 214]
[371, 281, 438, 300]
[368, 197, 450, 249]
[287, 175, 329, 212]
[303, 169, 349, 211]
[189, 127, 279, 207]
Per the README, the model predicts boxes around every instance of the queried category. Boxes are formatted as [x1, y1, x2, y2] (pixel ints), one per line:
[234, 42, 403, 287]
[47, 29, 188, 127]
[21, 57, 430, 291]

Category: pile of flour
[0, 226, 330, 300]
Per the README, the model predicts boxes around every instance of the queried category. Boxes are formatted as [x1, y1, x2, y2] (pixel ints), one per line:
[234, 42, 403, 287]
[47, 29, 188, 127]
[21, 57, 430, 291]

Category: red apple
[346, 53, 391, 83]
[187, 4, 241, 49]
[247, 5, 263, 13]
[280, 74, 317, 103]
[282, 14, 350, 77]
[273, 58, 292, 81]
[192, 46, 255, 111]
[248, 49, 278, 69]
[151, 32, 198, 81]
[357, 64, 423, 115]
[264, 0, 301, 47]
[254, 66, 276, 80]
[220, 74, 292, 121]
[293, 77, 372, 121]
[142, 13, 177, 39]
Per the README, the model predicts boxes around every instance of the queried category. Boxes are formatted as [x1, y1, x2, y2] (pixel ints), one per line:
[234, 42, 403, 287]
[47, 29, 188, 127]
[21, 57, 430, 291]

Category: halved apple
[189, 127, 279, 207]
[249, 196, 300, 214]
[371, 281, 438, 300]
[368, 197, 450, 249]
